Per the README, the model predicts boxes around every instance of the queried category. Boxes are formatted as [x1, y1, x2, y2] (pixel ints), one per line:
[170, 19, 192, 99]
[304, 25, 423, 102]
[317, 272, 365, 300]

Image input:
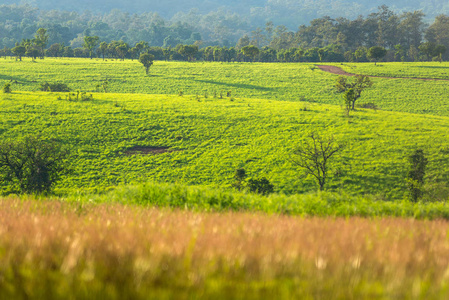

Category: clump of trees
[232, 168, 274, 195]
[247, 177, 274, 195]
[241, 45, 260, 62]
[0, 136, 68, 194]
[39, 82, 70, 92]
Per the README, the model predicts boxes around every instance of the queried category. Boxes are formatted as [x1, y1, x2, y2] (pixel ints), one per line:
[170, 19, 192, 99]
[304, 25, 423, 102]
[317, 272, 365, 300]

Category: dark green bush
[3, 82, 11, 93]
[247, 177, 274, 195]
[0, 136, 68, 194]
[39, 82, 70, 92]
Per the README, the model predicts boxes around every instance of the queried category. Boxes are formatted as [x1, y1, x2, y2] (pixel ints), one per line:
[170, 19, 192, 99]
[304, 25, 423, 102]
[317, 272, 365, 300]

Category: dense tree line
[7, 0, 449, 30]
[2, 4, 449, 63]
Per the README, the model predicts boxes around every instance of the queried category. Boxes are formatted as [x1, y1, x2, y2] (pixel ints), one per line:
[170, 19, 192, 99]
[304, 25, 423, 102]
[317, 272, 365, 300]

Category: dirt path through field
[316, 65, 449, 81]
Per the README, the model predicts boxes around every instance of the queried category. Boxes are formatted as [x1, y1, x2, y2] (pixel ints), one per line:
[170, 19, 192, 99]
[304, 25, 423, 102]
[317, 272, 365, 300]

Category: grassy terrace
[337, 61, 449, 80]
[1, 58, 449, 116]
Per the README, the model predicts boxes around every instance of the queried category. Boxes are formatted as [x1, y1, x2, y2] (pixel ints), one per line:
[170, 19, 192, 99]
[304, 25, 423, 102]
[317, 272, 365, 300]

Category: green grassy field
[2, 58, 449, 298]
[338, 61, 449, 80]
[1, 91, 449, 199]
[2, 58, 449, 116]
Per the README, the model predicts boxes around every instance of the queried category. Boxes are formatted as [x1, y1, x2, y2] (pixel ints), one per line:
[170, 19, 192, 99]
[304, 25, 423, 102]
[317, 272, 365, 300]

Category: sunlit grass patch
[1, 91, 448, 199]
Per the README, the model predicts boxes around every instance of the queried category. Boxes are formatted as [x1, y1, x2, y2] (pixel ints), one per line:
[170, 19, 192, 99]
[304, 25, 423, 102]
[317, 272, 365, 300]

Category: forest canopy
[2, 3, 449, 62]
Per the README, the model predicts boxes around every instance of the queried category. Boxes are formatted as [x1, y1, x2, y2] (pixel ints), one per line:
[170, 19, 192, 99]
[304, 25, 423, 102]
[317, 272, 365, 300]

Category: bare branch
[291, 133, 343, 191]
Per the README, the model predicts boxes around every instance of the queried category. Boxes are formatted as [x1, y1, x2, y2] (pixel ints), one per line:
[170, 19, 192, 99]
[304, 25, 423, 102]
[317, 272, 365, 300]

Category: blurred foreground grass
[1, 197, 449, 299]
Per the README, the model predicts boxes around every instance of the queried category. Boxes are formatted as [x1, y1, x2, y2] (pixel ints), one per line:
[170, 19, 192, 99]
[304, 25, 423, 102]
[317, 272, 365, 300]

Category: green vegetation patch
[1, 91, 448, 199]
[2, 59, 449, 116]
[337, 62, 449, 80]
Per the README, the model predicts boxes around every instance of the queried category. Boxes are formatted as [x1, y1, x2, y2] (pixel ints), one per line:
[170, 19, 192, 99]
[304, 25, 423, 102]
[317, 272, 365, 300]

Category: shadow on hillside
[343, 172, 404, 197]
[0, 74, 31, 84]
[193, 79, 273, 91]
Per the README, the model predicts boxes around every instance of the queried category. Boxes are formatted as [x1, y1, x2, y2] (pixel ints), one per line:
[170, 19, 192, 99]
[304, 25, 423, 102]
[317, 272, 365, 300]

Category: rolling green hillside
[1, 90, 448, 199]
[2, 59, 449, 116]
[338, 62, 449, 80]
[1, 54, 449, 300]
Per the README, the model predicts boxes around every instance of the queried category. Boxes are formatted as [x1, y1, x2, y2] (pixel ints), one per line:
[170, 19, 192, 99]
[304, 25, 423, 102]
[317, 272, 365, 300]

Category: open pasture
[1, 198, 449, 299]
[2, 58, 449, 116]
[338, 62, 449, 80]
[1, 91, 449, 199]
[2, 57, 449, 299]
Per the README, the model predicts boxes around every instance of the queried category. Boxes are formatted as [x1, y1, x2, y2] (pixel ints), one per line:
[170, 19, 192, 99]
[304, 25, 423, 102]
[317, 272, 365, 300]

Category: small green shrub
[3, 82, 11, 93]
[66, 91, 93, 101]
[39, 82, 70, 92]
[357, 102, 379, 110]
[247, 177, 274, 195]
[232, 168, 247, 191]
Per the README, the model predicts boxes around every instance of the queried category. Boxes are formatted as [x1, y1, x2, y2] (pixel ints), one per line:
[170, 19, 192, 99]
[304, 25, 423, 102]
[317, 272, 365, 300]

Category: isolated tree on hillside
[139, 53, 154, 75]
[83, 36, 99, 59]
[291, 132, 344, 191]
[367, 46, 387, 65]
[3, 82, 11, 93]
[343, 88, 355, 116]
[335, 75, 373, 110]
[407, 149, 428, 202]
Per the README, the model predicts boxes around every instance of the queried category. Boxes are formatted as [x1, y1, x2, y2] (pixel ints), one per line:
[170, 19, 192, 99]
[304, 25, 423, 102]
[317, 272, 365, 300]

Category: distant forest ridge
[3, 3, 449, 63]
[5, 0, 449, 27]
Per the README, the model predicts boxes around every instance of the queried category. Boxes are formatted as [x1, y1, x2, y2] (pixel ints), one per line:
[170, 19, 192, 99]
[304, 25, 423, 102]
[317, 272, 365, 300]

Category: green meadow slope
[1, 91, 448, 199]
[337, 62, 449, 80]
[2, 59, 449, 116]
[2, 59, 449, 299]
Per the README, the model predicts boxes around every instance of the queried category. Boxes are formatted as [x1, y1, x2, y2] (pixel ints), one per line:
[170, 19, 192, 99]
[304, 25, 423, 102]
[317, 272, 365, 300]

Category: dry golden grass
[1, 198, 449, 299]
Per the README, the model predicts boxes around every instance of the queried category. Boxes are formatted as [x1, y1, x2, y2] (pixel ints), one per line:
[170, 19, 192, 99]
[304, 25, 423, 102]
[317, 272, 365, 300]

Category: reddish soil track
[316, 65, 449, 81]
